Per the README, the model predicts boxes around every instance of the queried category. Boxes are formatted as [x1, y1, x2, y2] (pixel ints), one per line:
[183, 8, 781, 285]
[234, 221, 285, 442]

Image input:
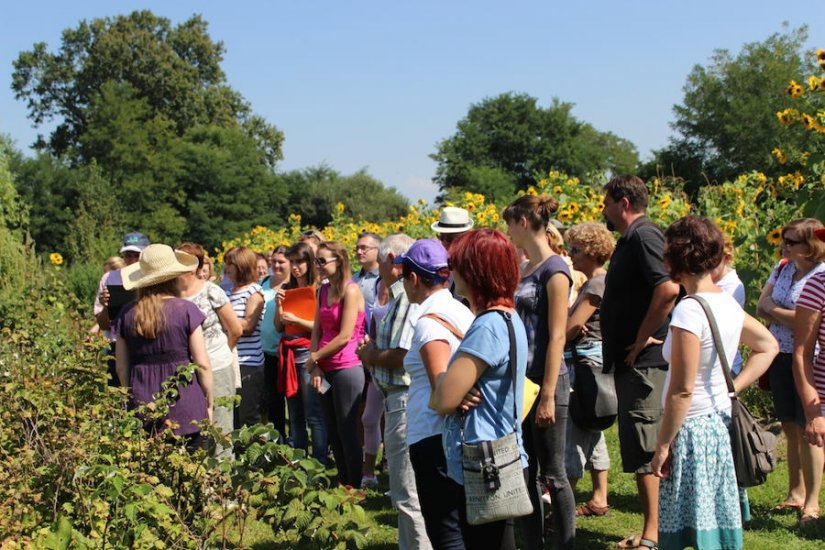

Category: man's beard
[605, 217, 615, 232]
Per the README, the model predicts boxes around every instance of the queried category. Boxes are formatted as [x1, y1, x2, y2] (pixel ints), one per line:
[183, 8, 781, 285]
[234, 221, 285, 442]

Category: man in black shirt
[600, 176, 679, 550]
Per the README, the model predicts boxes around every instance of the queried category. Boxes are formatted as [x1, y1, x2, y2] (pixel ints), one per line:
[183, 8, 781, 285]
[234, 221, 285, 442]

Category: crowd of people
[92, 174, 825, 550]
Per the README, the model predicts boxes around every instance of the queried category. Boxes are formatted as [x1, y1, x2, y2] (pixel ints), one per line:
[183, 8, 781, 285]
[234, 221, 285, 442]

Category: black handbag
[569, 346, 617, 431]
[685, 295, 777, 488]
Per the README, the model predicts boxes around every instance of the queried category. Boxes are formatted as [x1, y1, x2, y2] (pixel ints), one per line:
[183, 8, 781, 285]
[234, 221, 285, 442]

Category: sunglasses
[315, 257, 338, 266]
[568, 245, 583, 255]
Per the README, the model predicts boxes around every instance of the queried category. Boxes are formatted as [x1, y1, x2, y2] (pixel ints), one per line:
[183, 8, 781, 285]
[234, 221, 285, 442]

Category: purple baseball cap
[394, 238, 450, 280]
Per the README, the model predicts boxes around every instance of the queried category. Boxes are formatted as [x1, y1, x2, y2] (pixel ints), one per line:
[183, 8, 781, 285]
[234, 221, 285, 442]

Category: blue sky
[1, 1, 823, 203]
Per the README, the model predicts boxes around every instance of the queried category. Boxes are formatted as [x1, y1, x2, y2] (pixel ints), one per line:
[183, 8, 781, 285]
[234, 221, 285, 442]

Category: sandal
[576, 501, 610, 517]
[770, 500, 804, 513]
[799, 508, 820, 527]
[617, 535, 658, 549]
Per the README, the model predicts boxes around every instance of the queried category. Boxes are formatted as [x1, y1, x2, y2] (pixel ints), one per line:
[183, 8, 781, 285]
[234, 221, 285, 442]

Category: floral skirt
[659, 412, 743, 550]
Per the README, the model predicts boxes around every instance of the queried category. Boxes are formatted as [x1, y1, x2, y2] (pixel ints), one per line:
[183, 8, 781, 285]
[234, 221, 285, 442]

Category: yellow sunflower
[766, 227, 782, 246]
[802, 113, 816, 130]
[809, 75, 821, 91]
[786, 80, 804, 99]
[771, 148, 787, 164]
[656, 195, 672, 209]
[818, 48, 825, 61]
[566, 201, 581, 214]
[557, 211, 573, 223]
[49, 252, 63, 266]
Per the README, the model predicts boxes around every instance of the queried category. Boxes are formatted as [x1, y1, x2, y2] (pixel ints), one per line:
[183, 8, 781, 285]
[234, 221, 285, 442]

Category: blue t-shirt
[442, 310, 529, 485]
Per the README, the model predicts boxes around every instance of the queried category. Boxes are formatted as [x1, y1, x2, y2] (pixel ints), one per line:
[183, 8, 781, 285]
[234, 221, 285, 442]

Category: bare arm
[239, 292, 264, 335]
[566, 294, 599, 343]
[625, 280, 680, 366]
[652, 327, 699, 477]
[312, 284, 364, 362]
[433, 352, 487, 415]
[421, 339, 453, 390]
[536, 273, 571, 426]
[216, 302, 242, 350]
[731, 313, 780, 392]
[756, 282, 780, 325]
[189, 326, 214, 416]
[793, 305, 825, 445]
[115, 335, 130, 386]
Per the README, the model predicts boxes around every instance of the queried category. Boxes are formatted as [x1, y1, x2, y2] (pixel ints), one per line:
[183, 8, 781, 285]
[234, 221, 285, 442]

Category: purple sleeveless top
[317, 283, 366, 372]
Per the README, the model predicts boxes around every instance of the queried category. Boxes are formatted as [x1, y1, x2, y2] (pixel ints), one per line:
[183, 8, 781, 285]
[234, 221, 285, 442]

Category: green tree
[431, 92, 638, 198]
[281, 167, 409, 229]
[12, 10, 282, 162]
[642, 25, 815, 194]
[177, 125, 288, 250]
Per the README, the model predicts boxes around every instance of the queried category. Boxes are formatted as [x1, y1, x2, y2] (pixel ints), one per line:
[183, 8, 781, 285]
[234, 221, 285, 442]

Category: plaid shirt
[371, 279, 415, 391]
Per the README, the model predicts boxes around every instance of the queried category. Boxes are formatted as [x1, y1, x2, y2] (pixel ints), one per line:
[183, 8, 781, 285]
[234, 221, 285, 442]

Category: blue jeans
[520, 373, 575, 550]
[288, 362, 328, 463]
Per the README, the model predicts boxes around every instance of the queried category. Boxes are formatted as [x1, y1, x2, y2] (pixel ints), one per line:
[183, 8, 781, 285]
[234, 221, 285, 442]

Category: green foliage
[431, 92, 639, 198]
[281, 166, 409, 229]
[643, 25, 815, 194]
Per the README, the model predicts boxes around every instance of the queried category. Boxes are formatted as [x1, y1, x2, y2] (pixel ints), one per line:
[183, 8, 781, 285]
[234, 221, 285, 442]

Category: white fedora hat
[121, 244, 198, 290]
[431, 206, 474, 234]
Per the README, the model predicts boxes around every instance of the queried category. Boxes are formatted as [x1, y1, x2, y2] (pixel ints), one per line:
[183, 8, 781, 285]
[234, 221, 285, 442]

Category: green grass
[233, 426, 824, 549]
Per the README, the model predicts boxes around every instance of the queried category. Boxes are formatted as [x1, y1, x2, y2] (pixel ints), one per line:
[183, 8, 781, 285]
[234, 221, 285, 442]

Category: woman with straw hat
[113, 244, 214, 451]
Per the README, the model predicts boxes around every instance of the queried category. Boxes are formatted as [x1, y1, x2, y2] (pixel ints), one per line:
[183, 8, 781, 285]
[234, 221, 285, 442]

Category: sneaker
[361, 475, 378, 488]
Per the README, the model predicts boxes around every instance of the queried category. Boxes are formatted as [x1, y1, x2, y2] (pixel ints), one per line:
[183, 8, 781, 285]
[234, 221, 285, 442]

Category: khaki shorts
[614, 366, 668, 474]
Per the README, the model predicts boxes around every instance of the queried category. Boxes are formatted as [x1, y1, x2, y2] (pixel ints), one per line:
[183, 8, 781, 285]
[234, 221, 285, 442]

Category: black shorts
[768, 352, 805, 426]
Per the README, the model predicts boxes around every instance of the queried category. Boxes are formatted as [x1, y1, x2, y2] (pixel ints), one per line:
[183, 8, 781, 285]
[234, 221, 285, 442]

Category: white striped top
[229, 283, 265, 367]
[797, 271, 825, 399]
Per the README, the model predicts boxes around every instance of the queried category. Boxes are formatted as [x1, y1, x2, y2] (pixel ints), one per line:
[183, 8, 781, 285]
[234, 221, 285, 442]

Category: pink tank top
[317, 283, 366, 371]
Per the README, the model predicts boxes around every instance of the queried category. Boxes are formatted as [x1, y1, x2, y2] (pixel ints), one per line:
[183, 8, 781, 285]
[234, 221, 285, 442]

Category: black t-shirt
[600, 216, 671, 372]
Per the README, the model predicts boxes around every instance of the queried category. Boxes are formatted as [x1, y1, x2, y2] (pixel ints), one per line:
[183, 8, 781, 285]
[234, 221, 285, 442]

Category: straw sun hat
[121, 244, 198, 290]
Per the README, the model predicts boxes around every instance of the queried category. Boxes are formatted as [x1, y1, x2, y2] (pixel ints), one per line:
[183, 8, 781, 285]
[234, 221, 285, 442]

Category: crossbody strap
[682, 295, 736, 396]
[420, 313, 465, 341]
[477, 309, 519, 429]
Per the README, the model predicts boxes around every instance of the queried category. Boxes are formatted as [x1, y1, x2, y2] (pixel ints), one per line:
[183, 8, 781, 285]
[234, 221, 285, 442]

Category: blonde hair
[545, 224, 565, 255]
[134, 279, 180, 339]
[565, 222, 615, 265]
[104, 256, 125, 272]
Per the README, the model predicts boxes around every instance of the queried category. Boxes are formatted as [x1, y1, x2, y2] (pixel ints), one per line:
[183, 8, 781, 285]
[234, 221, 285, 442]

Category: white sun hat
[430, 206, 474, 234]
[121, 244, 198, 290]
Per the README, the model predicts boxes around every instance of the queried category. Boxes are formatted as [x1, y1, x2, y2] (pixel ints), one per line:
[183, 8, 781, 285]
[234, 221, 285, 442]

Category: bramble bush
[0, 261, 369, 549]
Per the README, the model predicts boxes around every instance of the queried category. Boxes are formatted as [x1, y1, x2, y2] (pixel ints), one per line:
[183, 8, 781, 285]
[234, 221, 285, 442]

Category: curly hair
[664, 216, 724, 279]
[565, 222, 615, 265]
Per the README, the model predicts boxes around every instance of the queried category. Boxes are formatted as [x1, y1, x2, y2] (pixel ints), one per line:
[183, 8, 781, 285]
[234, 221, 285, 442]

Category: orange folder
[282, 286, 316, 335]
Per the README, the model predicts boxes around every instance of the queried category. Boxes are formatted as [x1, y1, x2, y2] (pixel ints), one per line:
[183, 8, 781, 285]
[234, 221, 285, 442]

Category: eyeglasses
[782, 237, 803, 246]
[355, 245, 377, 252]
[315, 257, 338, 266]
[568, 246, 583, 255]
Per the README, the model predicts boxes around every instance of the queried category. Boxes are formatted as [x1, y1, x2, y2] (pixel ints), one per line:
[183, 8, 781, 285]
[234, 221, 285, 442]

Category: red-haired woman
[433, 229, 530, 550]
[307, 241, 367, 487]
[503, 195, 575, 549]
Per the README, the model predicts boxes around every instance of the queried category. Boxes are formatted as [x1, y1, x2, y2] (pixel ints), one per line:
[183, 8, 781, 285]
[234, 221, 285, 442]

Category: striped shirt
[371, 279, 416, 391]
[797, 271, 825, 399]
[229, 283, 265, 367]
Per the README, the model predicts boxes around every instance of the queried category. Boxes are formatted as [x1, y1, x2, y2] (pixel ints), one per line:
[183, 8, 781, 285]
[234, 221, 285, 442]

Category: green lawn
[235, 425, 824, 549]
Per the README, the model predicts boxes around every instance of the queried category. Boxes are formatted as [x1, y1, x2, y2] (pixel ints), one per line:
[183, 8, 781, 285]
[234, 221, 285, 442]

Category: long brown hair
[134, 278, 180, 339]
[318, 241, 351, 300]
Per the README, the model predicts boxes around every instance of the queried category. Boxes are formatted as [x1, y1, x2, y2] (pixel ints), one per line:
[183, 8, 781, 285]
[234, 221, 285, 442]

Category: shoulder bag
[461, 310, 533, 525]
[684, 295, 777, 487]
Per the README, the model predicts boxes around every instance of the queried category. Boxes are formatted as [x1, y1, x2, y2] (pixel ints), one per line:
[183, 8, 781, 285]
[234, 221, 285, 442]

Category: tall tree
[431, 92, 638, 198]
[12, 10, 282, 162]
[281, 167, 409, 229]
[642, 26, 815, 194]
